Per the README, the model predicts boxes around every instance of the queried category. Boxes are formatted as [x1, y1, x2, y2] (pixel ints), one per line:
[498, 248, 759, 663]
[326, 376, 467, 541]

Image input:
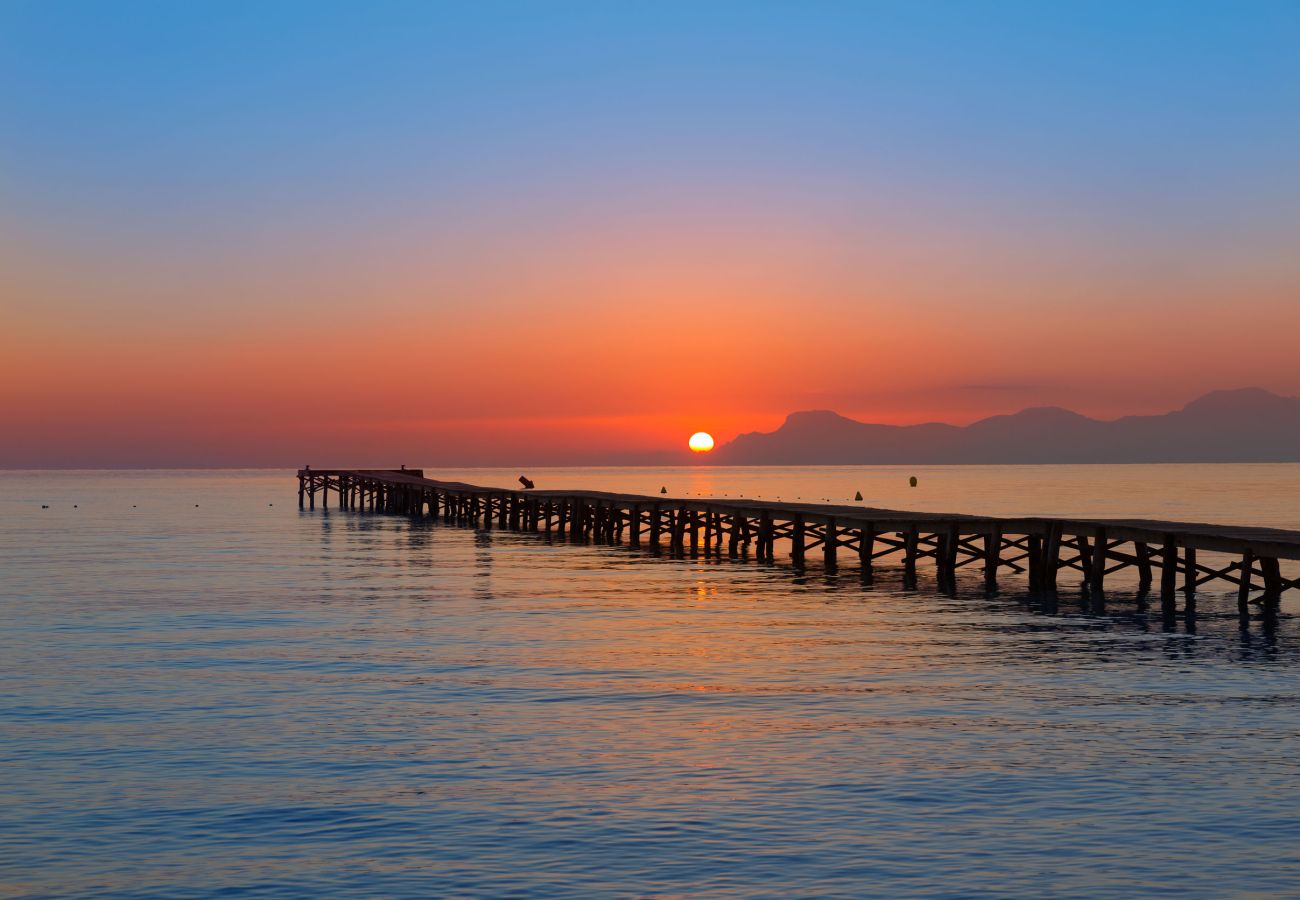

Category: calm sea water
[2, 466, 1298, 898]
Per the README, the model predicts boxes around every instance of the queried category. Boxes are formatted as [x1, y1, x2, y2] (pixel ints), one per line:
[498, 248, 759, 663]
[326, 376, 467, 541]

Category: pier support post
[1135, 541, 1152, 592]
[903, 529, 918, 587]
[1044, 523, 1062, 591]
[1088, 528, 1107, 593]
[671, 509, 686, 555]
[1237, 549, 1254, 619]
[942, 524, 958, 590]
[1160, 535, 1178, 601]
[1028, 535, 1042, 590]
[1183, 546, 1197, 595]
[791, 515, 806, 569]
[859, 525, 875, 583]
[1260, 556, 1282, 603]
[935, 530, 951, 589]
[983, 529, 1000, 589]
[824, 518, 837, 571]
[1077, 534, 1092, 586]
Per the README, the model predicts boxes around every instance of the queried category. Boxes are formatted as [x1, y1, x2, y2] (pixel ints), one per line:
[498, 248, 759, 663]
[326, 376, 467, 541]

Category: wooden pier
[297, 468, 1300, 618]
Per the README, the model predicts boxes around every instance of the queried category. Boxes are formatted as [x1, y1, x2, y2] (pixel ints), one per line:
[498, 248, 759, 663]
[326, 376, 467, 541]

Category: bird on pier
[518, 475, 535, 490]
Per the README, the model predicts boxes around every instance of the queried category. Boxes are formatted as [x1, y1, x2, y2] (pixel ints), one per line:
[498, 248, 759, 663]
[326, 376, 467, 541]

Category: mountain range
[712, 388, 1300, 464]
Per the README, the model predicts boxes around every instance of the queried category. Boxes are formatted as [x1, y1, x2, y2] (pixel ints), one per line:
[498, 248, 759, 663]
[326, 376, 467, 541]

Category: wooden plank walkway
[297, 468, 1300, 620]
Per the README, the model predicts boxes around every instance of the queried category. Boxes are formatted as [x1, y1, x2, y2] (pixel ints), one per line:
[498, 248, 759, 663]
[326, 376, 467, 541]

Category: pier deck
[297, 468, 1300, 618]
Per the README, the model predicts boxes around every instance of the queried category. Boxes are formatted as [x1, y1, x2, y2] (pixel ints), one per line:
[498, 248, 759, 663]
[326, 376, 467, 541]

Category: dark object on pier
[854, 491, 863, 501]
[661, 486, 668, 494]
[295, 468, 1299, 627]
[519, 475, 535, 490]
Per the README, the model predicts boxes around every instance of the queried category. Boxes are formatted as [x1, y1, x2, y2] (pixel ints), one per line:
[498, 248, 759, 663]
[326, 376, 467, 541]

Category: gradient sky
[3, 0, 1299, 466]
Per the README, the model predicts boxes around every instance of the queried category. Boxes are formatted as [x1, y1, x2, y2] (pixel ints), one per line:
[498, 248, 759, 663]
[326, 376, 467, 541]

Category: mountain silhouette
[713, 388, 1300, 464]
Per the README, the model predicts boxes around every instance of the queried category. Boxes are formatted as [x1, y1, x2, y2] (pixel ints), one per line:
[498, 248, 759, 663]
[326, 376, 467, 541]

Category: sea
[2, 465, 1298, 898]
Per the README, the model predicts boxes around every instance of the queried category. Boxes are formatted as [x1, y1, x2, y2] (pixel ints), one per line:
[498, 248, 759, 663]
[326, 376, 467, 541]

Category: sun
[688, 431, 715, 453]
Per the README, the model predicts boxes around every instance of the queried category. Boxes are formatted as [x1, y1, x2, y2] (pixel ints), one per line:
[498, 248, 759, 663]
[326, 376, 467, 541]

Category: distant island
[711, 388, 1300, 464]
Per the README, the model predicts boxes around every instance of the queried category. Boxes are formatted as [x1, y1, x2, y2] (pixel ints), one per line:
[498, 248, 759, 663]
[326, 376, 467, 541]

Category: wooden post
[759, 512, 773, 562]
[859, 525, 875, 582]
[1260, 556, 1282, 602]
[903, 529, 918, 587]
[983, 528, 1000, 588]
[1135, 541, 1152, 591]
[944, 524, 958, 587]
[791, 515, 806, 568]
[936, 530, 951, 587]
[727, 515, 741, 557]
[298, 473, 305, 508]
[824, 518, 837, 571]
[629, 505, 642, 547]
[1044, 523, 1062, 591]
[1160, 535, 1178, 600]
[1088, 528, 1106, 592]
[649, 504, 662, 548]
[1237, 549, 1254, 618]
[1028, 534, 1042, 590]
[1182, 546, 1197, 595]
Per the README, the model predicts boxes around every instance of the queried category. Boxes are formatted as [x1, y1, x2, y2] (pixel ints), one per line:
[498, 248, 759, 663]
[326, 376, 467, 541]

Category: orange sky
[4, 3, 1300, 467]
[5, 199, 1299, 467]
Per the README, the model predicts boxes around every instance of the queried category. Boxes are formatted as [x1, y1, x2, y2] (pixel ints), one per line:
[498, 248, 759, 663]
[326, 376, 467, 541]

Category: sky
[3, 0, 1299, 466]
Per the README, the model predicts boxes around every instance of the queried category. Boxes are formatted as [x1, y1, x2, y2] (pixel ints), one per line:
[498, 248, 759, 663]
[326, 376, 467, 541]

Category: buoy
[73, 504, 78, 508]
[854, 491, 863, 501]
[909, 476, 918, 487]
[660, 486, 667, 494]
[195, 504, 200, 507]
[40, 504, 48, 509]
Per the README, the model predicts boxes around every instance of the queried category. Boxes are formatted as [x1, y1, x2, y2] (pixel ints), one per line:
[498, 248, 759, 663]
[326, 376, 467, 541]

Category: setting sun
[688, 431, 715, 453]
